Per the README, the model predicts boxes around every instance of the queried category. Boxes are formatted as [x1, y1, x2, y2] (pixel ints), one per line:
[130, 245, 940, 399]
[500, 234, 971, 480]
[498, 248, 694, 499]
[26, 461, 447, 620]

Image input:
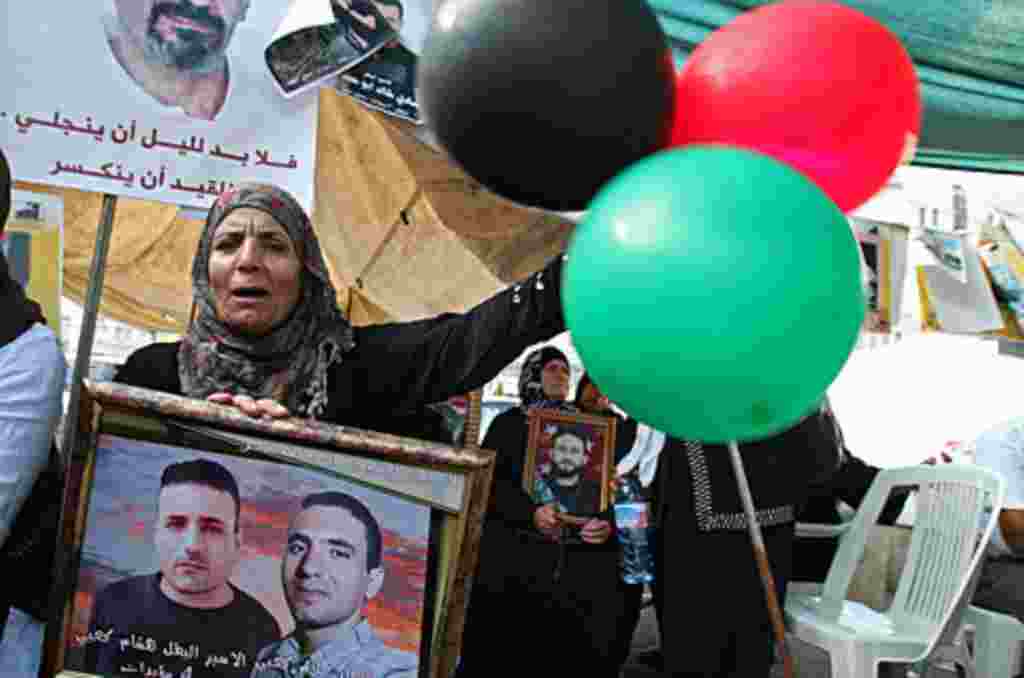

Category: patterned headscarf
[518, 346, 576, 414]
[179, 183, 355, 418]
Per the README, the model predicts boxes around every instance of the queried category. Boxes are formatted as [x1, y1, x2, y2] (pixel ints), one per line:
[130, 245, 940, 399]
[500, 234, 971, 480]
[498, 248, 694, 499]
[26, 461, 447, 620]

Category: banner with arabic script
[0, 1, 318, 211]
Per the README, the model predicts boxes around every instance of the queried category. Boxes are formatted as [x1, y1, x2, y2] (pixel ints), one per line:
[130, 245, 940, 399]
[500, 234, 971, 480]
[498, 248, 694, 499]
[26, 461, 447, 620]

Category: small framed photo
[523, 411, 616, 522]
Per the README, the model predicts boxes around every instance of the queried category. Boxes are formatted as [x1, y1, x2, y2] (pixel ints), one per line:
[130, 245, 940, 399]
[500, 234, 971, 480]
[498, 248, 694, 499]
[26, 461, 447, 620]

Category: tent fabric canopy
[651, 0, 1024, 173]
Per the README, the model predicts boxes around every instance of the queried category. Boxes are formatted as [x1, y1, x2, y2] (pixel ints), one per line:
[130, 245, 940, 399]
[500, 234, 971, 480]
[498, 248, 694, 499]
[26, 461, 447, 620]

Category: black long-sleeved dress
[115, 257, 567, 437]
[456, 406, 642, 678]
[649, 408, 844, 677]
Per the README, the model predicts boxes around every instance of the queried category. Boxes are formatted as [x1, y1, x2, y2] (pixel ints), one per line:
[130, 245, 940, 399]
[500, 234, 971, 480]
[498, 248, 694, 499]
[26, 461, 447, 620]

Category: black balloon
[418, 0, 676, 212]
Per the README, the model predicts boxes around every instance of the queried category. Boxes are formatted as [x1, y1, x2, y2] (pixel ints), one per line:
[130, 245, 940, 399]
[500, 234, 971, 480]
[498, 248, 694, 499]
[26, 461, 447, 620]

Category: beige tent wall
[22, 89, 573, 332]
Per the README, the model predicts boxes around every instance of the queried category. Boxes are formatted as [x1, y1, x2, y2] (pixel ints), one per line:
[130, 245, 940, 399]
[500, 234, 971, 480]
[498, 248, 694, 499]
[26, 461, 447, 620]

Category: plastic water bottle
[615, 471, 655, 584]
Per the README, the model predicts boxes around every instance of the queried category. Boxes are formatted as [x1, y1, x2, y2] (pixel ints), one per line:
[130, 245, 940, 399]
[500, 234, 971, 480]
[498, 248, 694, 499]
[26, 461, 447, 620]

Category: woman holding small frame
[457, 346, 636, 678]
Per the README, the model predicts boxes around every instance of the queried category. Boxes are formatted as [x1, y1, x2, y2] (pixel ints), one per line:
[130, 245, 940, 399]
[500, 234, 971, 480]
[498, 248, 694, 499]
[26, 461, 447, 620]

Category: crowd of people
[0, 142, 1022, 678]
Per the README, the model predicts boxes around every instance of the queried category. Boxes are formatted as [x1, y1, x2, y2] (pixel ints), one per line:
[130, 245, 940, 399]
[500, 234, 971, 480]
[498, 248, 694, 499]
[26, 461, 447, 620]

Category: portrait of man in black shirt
[83, 458, 281, 678]
[534, 427, 603, 517]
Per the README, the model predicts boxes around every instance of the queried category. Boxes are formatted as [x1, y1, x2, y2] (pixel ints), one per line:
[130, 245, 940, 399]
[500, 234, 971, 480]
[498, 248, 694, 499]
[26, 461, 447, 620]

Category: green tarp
[652, 0, 1024, 174]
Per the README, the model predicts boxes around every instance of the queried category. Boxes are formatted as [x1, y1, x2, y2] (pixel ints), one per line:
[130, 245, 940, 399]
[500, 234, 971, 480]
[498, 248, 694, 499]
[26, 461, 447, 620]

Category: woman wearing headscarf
[0, 148, 67, 676]
[456, 348, 634, 678]
[114, 183, 567, 436]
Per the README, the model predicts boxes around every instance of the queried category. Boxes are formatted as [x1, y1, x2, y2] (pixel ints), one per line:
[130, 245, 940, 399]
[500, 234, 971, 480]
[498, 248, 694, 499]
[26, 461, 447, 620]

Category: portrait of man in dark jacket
[534, 426, 603, 517]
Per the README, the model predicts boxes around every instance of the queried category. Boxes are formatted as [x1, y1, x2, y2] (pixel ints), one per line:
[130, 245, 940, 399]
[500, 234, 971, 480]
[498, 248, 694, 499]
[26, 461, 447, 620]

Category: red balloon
[669, 0, 920, 213]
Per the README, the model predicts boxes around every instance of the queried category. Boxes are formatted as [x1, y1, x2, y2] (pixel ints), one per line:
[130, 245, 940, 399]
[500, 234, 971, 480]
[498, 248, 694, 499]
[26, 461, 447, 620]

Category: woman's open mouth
[231, 287, 271, 305]
[232, 287, 269, 297]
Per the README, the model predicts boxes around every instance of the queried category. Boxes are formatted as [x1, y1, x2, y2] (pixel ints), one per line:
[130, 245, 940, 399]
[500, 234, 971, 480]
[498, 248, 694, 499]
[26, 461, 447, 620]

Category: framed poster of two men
[47, 381, 496, 678]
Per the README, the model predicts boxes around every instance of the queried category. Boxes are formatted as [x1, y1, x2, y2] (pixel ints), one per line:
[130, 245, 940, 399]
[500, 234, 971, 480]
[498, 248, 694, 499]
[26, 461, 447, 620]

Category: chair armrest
[795, 521, 852, 539]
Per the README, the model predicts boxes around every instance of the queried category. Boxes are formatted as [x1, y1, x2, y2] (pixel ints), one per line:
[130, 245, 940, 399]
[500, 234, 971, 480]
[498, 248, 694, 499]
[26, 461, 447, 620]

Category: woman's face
[208, 207, 302, 337]
[540, 359, 570, 401]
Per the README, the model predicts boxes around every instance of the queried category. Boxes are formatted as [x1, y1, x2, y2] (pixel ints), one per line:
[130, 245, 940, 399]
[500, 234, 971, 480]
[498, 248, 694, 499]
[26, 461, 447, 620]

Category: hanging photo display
[266, 0, 399, 99]
[335, 0, 430, 124]
[2, 190, 63, 334]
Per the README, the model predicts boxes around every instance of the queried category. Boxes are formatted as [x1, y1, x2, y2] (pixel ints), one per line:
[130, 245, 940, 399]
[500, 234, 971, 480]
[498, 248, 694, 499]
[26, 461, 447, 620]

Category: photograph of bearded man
[102, 0, 252, 120]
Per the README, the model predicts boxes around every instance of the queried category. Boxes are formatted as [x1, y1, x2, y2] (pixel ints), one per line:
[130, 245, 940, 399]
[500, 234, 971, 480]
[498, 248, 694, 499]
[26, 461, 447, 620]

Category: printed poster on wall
[850, 217, 910, 334]
[2, 190, 63, 337]
[0, 1, 318, 211]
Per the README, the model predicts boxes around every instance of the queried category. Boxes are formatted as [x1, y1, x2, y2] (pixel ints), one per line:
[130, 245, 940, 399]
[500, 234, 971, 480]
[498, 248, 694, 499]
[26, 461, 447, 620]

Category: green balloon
[563, 145, 865, 443]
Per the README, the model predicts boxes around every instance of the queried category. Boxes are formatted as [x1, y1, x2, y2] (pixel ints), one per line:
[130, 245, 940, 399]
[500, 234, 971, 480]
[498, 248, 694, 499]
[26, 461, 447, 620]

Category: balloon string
[727, 440, 794, 678]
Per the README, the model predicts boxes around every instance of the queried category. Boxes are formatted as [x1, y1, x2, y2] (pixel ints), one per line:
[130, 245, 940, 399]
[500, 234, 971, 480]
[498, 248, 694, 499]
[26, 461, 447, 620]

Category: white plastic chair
[796, 522, 855, 540]
[964, 605, 1024, 678]
[789, 521, 855, 597]
[785, 465, 1006, 678]
[927, 605, 1024, 678]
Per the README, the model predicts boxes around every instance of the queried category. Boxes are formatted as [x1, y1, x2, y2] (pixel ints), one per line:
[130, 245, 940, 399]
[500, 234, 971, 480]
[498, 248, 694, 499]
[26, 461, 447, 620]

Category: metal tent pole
[727, 440, 795, 678]
[58, 193, 117, 463]
[42, 193, 117, 678]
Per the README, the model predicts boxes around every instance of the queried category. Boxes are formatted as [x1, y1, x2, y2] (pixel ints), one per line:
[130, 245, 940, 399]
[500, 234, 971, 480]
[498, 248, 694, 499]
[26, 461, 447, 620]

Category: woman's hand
[580, 518, 612, 544]
[533, 503, 562, 540]
[207, 393, 290, 419]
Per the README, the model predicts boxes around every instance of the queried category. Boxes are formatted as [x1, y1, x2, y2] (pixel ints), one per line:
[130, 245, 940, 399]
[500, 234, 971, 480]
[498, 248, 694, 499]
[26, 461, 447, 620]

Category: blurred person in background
[0, 146, 67, 675]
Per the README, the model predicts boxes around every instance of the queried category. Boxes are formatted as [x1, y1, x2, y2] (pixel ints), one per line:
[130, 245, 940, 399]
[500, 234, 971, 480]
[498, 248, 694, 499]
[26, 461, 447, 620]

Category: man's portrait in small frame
[523, 411, 616, 522]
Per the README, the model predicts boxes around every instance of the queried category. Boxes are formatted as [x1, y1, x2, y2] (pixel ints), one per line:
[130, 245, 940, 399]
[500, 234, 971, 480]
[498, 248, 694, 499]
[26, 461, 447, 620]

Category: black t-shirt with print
[81, 574, 281, 678]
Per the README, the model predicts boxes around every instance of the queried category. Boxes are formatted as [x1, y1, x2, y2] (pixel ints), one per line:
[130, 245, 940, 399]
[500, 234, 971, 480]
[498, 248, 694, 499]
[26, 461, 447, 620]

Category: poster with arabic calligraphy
[336, 0, 431, 124]
[65, 435, 430, 678]
[0, 1, 317, 210]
